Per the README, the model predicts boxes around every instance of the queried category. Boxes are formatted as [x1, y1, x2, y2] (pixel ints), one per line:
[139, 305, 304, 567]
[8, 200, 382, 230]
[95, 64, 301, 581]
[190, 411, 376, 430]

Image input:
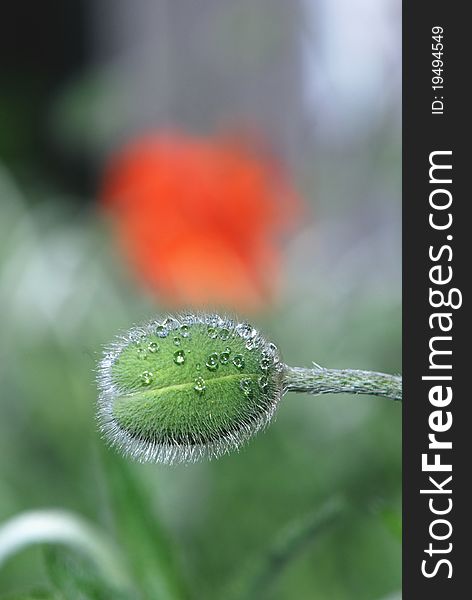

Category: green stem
[283, 366, 402, 402]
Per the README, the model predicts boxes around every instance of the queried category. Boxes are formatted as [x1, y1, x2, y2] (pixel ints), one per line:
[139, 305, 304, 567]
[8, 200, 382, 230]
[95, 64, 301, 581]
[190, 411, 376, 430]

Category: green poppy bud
[97, 312, 402, 465]
[97, 313, 284, 464]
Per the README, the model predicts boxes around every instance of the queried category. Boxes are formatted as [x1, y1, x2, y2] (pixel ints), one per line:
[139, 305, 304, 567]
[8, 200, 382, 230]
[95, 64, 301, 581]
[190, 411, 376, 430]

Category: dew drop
[219, 350, 231, 365]
[236, 323, 254, 339]
[173, 349, 186, 365]
[260, 355, 272, 371]
[155, 325, 168, 337]
[245, 338, 257, 351]
[207, 327, 218, 339]
[206, 353, 219, 371]
[173, 337, 181, 346]
[232, 354, 245, 370]
[180, 325, 190, 338]
[196, 363, 201, 371]
[240, 378, 252, 396]
[194, 376, 206, 394]
[141, 371, 154, 385]
[148, 342, 159, 353]
[137, 348, 148, 359]
[164, 317, 179, 330]
[219, 328, 231, 341]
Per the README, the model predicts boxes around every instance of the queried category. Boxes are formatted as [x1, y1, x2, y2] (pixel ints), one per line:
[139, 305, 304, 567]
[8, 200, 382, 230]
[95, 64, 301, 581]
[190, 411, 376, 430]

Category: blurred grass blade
[44, 546, 134, 600]
[0, 509, 130, 592]
[100, 447, 187, 600]
[229, 497, 346, 600]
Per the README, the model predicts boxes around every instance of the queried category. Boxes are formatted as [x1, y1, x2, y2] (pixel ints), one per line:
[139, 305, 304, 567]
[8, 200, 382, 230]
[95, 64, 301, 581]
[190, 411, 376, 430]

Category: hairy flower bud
[97, 313, 402, 465]
[97, 313, 284, 464]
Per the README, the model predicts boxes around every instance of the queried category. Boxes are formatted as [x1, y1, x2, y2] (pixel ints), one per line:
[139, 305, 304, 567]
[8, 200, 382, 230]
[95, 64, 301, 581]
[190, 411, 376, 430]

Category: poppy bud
[97, 313, 284, 464]
[97, 312, 401, 465]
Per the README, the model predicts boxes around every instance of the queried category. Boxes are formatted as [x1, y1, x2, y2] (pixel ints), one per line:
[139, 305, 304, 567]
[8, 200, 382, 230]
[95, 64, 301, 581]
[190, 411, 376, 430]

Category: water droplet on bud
[232, 354, 245, 370]
[207, 327, 218, 339]
[240, 378, 252, 396]
[206, 353, 219, 371]
[219, 328, 231, 340]
[173, 350, 186, 365]
[236, 323, 254, 339]
[141, 371, 154, 385]
[245, 339, 257, 350]
[194, 376, 206, 394]
[164, 317, 179, 330]
[155, 325, 167, 337]
[260, 355, 272, 371]
[220, 350, 231, 365]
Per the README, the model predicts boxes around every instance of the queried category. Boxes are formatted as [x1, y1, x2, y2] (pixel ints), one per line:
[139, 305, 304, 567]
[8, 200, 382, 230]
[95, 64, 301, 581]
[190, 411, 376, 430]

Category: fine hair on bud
[97, 313, 284, 465]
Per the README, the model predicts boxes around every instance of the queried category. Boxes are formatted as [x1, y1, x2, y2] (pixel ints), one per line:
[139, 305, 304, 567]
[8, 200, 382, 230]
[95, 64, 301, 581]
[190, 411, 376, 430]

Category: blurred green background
[0, 1, 401, 598]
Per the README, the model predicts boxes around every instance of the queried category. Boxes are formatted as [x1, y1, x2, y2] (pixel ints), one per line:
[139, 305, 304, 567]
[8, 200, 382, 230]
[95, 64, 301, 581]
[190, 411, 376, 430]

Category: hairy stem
[283, 365, 402, 402]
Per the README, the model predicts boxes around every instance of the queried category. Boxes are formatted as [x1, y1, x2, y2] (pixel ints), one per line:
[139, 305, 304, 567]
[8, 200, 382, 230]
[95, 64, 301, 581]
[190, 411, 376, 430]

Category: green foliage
[99, 448, 187, 600]
[44, 547, 131, 600]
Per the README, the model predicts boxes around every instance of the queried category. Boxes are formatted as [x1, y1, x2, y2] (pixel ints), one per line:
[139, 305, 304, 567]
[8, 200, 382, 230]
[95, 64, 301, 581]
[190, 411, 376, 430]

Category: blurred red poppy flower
[100, 131, 301, 312]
